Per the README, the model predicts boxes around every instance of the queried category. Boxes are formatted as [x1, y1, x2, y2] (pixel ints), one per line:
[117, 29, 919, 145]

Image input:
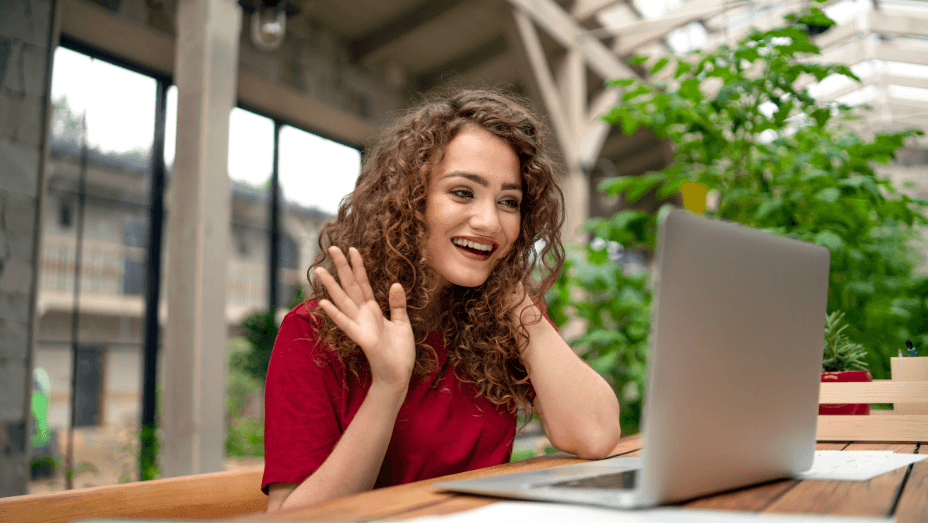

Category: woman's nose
[470, 200, 501, 233]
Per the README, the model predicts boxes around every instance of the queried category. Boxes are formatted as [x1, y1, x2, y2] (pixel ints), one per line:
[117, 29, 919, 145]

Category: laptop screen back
[639, 211, 830, 505]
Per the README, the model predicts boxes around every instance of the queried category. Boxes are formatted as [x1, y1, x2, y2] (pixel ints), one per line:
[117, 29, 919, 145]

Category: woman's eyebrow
[442, 171, 522, 192]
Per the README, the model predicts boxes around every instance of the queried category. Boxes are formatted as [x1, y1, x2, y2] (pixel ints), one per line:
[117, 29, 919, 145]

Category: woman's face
[423, 126, 522, 290]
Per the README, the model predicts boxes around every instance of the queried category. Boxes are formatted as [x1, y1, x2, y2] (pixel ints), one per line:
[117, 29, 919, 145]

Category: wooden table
[258, 435, 927, 522]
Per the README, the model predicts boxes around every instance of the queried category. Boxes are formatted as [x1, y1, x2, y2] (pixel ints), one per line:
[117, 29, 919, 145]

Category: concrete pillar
[162, 0, 241, 477]
[0, 0, 56, 496]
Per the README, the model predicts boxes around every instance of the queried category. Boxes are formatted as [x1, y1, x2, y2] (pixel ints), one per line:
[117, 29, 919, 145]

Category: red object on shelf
[819, 370, 873, 415]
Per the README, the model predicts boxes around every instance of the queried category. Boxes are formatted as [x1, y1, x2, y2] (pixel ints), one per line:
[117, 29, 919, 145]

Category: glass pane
[159, 85, 177, 322]
[227, 108, 274, 316]
[164, 85, 177, 169]
[278, 126, 361, 308]
[37, 47, 157, 488]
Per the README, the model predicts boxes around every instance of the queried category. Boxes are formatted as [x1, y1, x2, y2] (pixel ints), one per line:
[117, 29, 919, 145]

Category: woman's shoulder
[274, 300, 336, 360]
[277, 300, 320, 334]
[282, 298, 319, 323]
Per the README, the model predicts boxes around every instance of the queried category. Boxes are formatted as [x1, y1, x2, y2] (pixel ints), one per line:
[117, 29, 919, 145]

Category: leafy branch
[549, 2, 928, 434]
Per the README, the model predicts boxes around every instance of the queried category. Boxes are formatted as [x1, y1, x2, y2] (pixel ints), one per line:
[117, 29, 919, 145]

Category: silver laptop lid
[639, 210, 830, 505]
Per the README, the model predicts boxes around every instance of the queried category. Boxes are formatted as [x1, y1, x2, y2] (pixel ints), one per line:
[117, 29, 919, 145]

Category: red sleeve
[261, 304, 345, 494]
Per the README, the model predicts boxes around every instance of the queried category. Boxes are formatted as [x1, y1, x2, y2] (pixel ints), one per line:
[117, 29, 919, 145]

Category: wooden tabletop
[257, 435, 927, 522]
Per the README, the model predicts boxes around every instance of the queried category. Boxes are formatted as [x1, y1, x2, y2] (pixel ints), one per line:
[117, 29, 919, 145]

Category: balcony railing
[38, 235, 284, 318]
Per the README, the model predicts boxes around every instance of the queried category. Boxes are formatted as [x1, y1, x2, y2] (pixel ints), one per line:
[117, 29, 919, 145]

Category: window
[40, 44, 363, 468]
[227, 108, 274, 313]
[40, 46, 156, 431]
[278, 125, 361, 306]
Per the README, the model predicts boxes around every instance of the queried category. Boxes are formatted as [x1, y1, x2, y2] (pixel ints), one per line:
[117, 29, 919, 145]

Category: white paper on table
[394, 501, 894, 523]
[795, 450, 927, 481]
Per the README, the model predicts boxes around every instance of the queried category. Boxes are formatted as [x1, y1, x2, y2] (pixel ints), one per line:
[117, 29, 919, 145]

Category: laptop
[436, 209, 831, 508]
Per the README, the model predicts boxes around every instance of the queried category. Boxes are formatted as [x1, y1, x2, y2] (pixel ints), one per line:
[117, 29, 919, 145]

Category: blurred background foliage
[226, 336, 264, 458]
[226, 288, 306, 458]
[547, 0, 928, 436]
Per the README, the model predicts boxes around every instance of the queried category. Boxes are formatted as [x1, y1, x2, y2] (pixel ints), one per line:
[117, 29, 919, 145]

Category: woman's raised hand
[315, 247, 416, 389]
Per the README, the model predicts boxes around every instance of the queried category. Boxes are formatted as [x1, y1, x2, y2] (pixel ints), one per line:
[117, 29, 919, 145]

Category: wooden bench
[0, 467, 266, 523]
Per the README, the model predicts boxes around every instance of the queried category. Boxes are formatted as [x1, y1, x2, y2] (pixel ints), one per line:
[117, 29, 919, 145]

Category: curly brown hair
[307, 88, 565, 414]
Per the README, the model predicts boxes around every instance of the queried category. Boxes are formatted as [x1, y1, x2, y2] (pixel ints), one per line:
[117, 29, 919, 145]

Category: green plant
[225, 288, 305, 459]
[226, 336, 265, 458]
[64, 460, 99, 483]
[232, 310, 280, 384]
[232, 287, 305, 383]
[136, 382, 163, 481]
[226, 418, 265, 458]
[31, 455, 58, 477]
[822, 311, 868, 372]
[138, 424, 161, 480]
[118, 423, 162, 482]
[546, 244, 651, 435]
[549, 1, 928, 435]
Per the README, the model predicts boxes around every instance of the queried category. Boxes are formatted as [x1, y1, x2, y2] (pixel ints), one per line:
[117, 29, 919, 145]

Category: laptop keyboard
[546, 469, 639, 489]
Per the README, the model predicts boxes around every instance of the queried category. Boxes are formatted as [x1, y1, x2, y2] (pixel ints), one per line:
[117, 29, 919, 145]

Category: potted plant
[820, 311, 871, 415]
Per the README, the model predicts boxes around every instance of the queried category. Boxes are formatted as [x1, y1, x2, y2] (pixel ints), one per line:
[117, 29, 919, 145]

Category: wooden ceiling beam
[820, 39, 928, 69]
[600, 125, 659, 160]
[508, 0, 636, 81]
[700, 0, 847, 52]
[811, 10, 928, 55]
[868, 10, 928, 39]
[427, 52, 521, 93]
[513, 8, 575, 166]
[571, 0, 625, 22]
[609, 0, 736, 55]
[414, 34, 509, 93]
[508, 0, 642, 170]
[814, 74, 928, 104]
[347, 0, 472, 62]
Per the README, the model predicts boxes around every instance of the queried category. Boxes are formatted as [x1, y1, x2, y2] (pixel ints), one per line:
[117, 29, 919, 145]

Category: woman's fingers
[387, 283, 409, 325]
[348, 247, 376, 303]
[317, 298, 359, 340]
[329, 246, 364, 305]
[314, 267, 358, 317]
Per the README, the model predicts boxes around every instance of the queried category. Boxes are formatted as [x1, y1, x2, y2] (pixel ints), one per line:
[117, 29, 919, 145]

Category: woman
[263, 89, 621, 512]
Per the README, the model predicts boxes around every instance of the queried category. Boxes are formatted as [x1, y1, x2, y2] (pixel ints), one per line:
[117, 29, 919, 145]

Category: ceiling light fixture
[238, 0, 301, 52]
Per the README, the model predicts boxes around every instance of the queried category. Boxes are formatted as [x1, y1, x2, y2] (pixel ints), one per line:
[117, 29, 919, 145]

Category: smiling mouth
[452, 237, 497, 257]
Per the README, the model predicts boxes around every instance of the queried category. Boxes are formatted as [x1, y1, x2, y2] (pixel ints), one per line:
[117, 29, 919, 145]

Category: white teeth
[453, 238, 492, 252]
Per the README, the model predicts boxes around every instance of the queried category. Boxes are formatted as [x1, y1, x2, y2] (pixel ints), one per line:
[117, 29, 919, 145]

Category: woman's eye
[500, 198, 521, 210]
[451, 188, 474, 199]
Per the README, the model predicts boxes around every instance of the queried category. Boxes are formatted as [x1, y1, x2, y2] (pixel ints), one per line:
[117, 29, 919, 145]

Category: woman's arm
[515, 294, 622, 460]
[267, 378, 408, 511]
[266, 247, 415, 512]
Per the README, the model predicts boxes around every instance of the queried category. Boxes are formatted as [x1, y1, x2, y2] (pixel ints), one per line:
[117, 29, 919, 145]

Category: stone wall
[0, 0, 55, 497]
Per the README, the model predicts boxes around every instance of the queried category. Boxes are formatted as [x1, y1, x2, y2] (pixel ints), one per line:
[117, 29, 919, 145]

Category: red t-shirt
[261, 302, 520, 494]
